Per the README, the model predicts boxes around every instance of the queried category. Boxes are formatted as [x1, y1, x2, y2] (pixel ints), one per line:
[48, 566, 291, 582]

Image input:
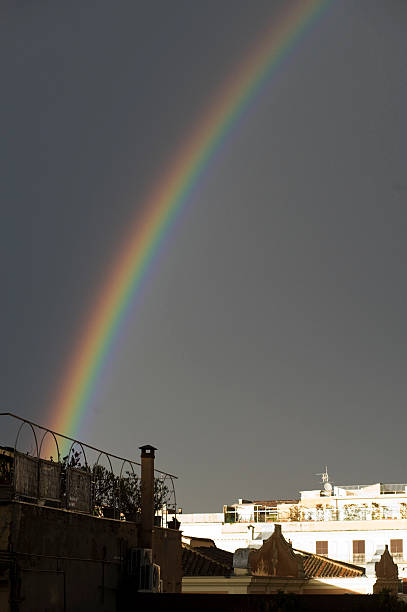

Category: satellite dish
[324, 482, 333, 493]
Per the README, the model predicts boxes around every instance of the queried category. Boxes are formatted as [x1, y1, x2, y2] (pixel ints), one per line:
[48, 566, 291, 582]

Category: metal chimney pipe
[139, 445, 157, 549]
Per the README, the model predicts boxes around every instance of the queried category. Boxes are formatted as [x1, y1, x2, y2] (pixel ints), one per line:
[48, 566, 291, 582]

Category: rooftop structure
[0, 412, 182, 609]
[0, 412, 177, 525]
[181, 524, 398, 596]
[174, 473, 407, 577]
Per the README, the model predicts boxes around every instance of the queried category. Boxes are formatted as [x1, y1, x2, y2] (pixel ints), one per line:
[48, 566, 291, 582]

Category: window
[353, 540, 365, 564]
[390, 539, 403, 561]
[316, 541, 328, 556]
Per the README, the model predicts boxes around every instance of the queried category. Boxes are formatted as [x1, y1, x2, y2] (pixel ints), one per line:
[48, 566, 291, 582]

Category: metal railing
[224, 506, 278, 524]
[222, 504, 407, 524]
[381, 484, 407, 494]
[0, 412, 177, 526]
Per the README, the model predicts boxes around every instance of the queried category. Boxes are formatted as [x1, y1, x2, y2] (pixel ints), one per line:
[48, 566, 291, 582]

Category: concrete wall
[182, 575, 306, 594]
[182, 575, 377, 595]
[1, 500, 181, 611]
[153, 527, 182, 593]
[178, 517, 251, 552]
[304, 576, 375, 595]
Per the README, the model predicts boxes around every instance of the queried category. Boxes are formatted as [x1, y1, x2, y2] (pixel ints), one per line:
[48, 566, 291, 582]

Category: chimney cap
[139, 444, 157, 458]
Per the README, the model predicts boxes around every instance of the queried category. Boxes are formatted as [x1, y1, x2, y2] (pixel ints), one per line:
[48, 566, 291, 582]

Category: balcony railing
[224, 506, 278, 523]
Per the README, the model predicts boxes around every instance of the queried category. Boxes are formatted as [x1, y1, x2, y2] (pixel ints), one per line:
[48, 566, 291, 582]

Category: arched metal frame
[118, 459, 137, 519]
[157, 473, 177, 528]
[65, 441, 92, 514]
[1, 413, 178, 521]
[66, 440, 89, 470]
[119, 459, 136, 481]
[39, 430, 61, 463]
[13, 420, 40, 500]
[14, 420, 39, 458]
[94, 451, 114, 475]
[93, 451, 116, 517]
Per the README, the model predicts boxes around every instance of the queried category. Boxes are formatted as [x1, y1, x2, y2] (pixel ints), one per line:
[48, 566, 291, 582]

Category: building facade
[182, 524, 399, 596]
[176, 481, 407, 579]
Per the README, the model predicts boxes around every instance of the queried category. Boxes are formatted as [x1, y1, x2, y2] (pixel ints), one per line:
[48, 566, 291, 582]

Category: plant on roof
[58, 450, 170, 520]
[344, 504, 360, 521]
[92, 464, 170, 520]
[289, 505, 301, 522]
[372, 502, 380, 520]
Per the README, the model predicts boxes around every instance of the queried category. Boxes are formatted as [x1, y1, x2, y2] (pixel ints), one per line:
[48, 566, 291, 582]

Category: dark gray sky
[1, 1, 406, 511]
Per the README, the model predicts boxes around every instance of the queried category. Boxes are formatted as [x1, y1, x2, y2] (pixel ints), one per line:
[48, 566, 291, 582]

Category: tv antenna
[315, 467, 333, 494]
[315, 466, 329, 484]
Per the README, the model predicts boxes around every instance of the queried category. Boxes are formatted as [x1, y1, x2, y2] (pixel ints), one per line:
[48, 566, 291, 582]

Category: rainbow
[48, 0, 332, 452]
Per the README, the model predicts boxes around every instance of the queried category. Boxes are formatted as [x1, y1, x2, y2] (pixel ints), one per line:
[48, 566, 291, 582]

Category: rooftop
[295, 550, 365, 579]
[182, 543, 365, 579]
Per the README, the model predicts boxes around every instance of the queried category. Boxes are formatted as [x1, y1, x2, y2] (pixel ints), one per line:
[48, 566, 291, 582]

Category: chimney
[139, 445, 157, 549]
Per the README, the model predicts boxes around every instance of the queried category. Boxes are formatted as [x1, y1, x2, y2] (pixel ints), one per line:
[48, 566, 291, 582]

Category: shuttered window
[316, 541, 328, 556]
[390, 539, 403, 560]
[352, 540, 365, 564]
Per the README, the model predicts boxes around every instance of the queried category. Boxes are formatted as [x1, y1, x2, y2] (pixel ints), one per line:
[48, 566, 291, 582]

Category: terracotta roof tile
[193, 546, 233, 568]
[294, 550, 365, 578]
[182, 544, 232, 577]
[182, 543, 364, 580]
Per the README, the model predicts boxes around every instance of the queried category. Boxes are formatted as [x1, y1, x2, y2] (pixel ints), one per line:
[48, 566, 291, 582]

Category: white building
[176, 480, 407, 578]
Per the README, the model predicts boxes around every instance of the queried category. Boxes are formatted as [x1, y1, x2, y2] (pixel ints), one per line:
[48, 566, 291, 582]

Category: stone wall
[0, 500, 181, 611]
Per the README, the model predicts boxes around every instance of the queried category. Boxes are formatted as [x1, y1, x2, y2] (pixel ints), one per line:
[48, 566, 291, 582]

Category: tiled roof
[182, 539, 364, 580]
[193, 546, 233, 568]
[182, 544, 232, 577]
[188, 537, 216, 545]
[182, 545, 364, 579]
[294, 550, 365, 578]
